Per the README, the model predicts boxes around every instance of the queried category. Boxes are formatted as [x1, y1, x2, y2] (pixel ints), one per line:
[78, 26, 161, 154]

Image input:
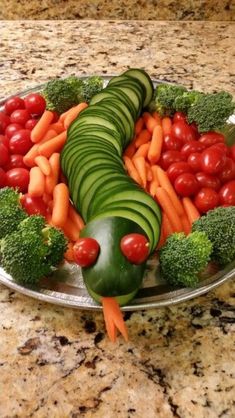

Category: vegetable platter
[0, 70, 235, 341]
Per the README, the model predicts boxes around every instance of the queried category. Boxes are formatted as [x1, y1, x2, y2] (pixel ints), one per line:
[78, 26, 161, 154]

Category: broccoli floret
[153, 83, 187, 116]
[0, 215, 67, 285]
[159, 231, 212, 287]
[192, 206, 235, 266]
[80, 76, 104, 103]
[174, 91, 203, 114]
[187, 92, 235, 133]
[0, 187, 27, 239]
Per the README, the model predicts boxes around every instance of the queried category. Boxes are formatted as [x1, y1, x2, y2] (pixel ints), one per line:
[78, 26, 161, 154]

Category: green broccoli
[192, 206, 235, 266]
[159, 231, 212, 287]
[174, 91, 203, 114]
[152, 83, 187, 116]
[0, 215, 67, 285]
[187, 91, 235, 132]
[80, 76, 104, 103]
[0, 187, 27, 239]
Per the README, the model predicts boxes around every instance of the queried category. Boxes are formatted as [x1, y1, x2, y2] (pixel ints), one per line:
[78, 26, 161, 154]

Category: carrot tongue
[101, 297, 129, 343]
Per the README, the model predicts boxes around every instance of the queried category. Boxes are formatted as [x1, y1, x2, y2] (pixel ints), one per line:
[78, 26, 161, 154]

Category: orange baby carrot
[41, 129, 58, 142]
[35, 156, 51, 176]
[152, 111, 161, 125]
[64, 102, 88, 129]
[123, 142, 136, 159]
[156, 224, 166, 250]
[49, 122, 65, 134]
[145, 162, 153, 182]
[68, 204, 85, 230]
[147, 125, 163, 164]
[133, 156, 147, 188]
[162, 212, 174, 238]
[102, 297, 128, 342]
[64, 242, 75, 262]
[142, 112, 158, 133]
[181, 212, 192, 235]
[156, 166, 184, 216]
[134, 117, 144, 136]
[31, 110, 54, 143]
[51, 183, 70, 228]
[28, 166, 45, 197]
[151, 165, 160, 184]
[38, 131, 67, 158]
[59, 106, 76, 123]
[62, 218, 81, 242]
[134, 129, 151, 148]
[155, 187, 183, 233]
[182, 197, 200, 226]
[162, 117, 172, 135]
[133, 142, 150, 159]
[23, 144, 39, 168]
[149, 180, 159, 197]
[45, 153, 60, 195]
[123, 156, 142, 185]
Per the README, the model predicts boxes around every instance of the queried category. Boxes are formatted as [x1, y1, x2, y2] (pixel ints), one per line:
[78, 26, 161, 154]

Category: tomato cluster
[160, 113, 235, 213]
[0, 93, 46, 193]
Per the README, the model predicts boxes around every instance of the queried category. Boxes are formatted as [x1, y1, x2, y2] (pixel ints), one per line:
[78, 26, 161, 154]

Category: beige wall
[0, 0, 234, 20]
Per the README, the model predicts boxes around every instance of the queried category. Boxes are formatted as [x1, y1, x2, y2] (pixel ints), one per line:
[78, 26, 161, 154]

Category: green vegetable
[192, 206, 235, 266]
[0, 187, 27, 239]
[0, 215, 67, 285]
[42, 75, 103, 114]
[150, 83, 187, 116]
[159, 231, 212, 287]
[174, 91, 203, 114]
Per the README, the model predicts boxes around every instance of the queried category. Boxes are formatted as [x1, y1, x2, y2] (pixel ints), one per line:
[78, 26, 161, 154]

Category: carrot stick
[123, 142, 136, 159]
[102, 297, 128, 342]
[162, 212, 174, 238]
[133, 142, 150, 159]
[135, 117, 144, 136]
[68, 204, 85, 230]
[182, 197, 200, 226]
[45, 153, 60, 195]
[49, 122, 65, 134]
[64, 242, 75, 262]
[64, 102, 88, 129]
[28, 166, 45, 197]
[162, 117, 172, 135]
[145, 162, 153, 182]
[149, 180, 159, 197]
[31, 110, 54, 143]
[51, 183, 70, 228]
[147, 125, 163, 164]
[35, 156, 51, 176]
[62, 217, 81, 242]
[134, 129, 151, 148]
[38, 131, 67, 158]
[59, 106, 76, 123]
[41, 129, 58, 142]
[142, 112, 158, 133]
[155, 187, 183, 233]
[133, 156, 147, 188]
[152, 111, 162, 125]
[23, 144, 39, 168]
[181, 212, 192, 235]
[151, 165, 160, 184]
[156, 166, 184, 216]
[123, 156, 142, 185]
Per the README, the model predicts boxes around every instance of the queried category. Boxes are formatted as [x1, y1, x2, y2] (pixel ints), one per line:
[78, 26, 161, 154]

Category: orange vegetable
[23, 144, 39, 168]
[142, 112, 158, 133]
[147, 125, 163, 164]
[38, 131, 67, 158]
[68, 204, 85, 230]
[134, 129, 151, 148]
[62, 218, 81, 242]
[31, 110, 54, 143]
[145, 162, 153, 182]
[45, 153, 60, 195]
[59, 106, 76, 123]
[134, 117, 144, 136]
[35, 156, 51, 176]
[49, 122, 65, 134]
[156, 166, 184, 216]
[156, 224, 166, 250]
[133, 156, 147, 188]
[51, 183, 70, 227]
[155, 187, 183, 233]
[182, 197, 200, 226]
[102, 297, 128, 342]
[181, 212, 192, 235]
[133, 142, 150, 159]
[41, 129, 58, 142]
[123, 142, 136, 159]
[64, 242, 75, 262]
[149, 180, 159, 197]
[162, 212, 174, 238]
[152, 111, 161, 125]
[28, 166, 45, 197]
[162, 117, 172, 135]
[123, 156, 142, 185]
[63, 102, 88, 129]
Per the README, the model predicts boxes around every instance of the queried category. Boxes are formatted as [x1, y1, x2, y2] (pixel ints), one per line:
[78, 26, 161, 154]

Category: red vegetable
[163, 133, 183, 151]
[195, 172, 221, 191]
[187, 152, 202, 172]
[0, 168, 7, 188]
[25, 118, 38, 131]
[21, 194, 48, 217]
[4, 96, 25, 115]
[159, 150, 185, 170]
[24, 93, 46, 116]
[167, 161, 193, 183]
[0, 112, 10, 134]
[174, 173, 199, 197]
[6, 168, 30, 193]
[9, 129, 32, 155]
[73, 238, 100, 267]
[194, 188, 219, 213]
[219, 180, 235, 206]
[0, 134, 9, 149]
[0, 143, 10, 167]
[5, 123, 23, 139]
[5, 154, 27, 170]
[199, 132, 225, 147]
[201, 147, 226, 175]
[230, 145, 235, 162]
[120, 233, 149, 264]
[10, 109, 30, 126]
[173, 112, 187, 124]
[218, 158, 235, 183]
[181, 141, 205, 159]
[171, 121, 196, 143]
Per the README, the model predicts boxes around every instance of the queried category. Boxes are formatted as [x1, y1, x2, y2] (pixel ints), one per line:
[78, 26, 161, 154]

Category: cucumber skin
[80, 217, 146, 302]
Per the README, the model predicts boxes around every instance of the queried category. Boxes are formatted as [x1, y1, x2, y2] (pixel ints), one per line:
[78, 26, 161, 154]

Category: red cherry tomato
[4, 96, 25, 115]
[195, 172, 221, 191]
[163, 133, 183, 151]
[24, 93, 46, 116]
[171, 121, 197, 143]
[10, 109, 31, 126]
[4, 154, 27, 171]
[181, 141, 205, 159]
[0, 112, 10, 134]
[167, 162, 193, 183]
[218, 158, 235, 183]
[21, 194, 48, 217]
[230, 145, 235, 162]
[211, 142, 230, 156]
[0, 134, 9, 149]
[73, 237, 100, 267]
[0, 168, 7, 188]
[159, 150, 185, 170]
[6, 168, 29, 193]
[219, 180, 235, 206]
[199, 132, 225, 147]
[25, 118, 38, 130]
[187, 152, 202, 172]
[0, 144, 10, 167]
[189, 122, 200, 139]
[173, 112, 187, 124]
[120, 233, 149, 264]
[201, 147, 226, 175]
[5, 123, 23, 139]
[174, 173, 199, 197]
[9, 129, 32, 155]
[194, 188, 219, 213]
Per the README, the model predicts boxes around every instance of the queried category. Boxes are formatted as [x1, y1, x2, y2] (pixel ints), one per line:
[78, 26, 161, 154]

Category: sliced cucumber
[123, 68, 154, 107]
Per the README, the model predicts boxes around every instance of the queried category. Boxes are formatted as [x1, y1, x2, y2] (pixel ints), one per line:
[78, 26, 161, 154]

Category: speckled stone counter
[0, 21, 235, 418]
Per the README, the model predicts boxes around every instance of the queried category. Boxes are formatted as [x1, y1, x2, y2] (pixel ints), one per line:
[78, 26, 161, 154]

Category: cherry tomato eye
[73, 237, 100, 267]
[173, 112, 187, 124]
[219, 180, 235, 206]
[195, 172, 221, 191]
[171, 121, 197, 143]
[0, 112, 11, 134]
[194, 188, 219, 213]
[0, 144, 10, 167]
[199, 132, 225, 147]
[167, 162, 193, 183]
[181, 141, 205, 159]
[10, 109, 31, 126]
[21, 194, 48, 217]
[201, 147, 226, 175]
[0, 168, 7, 188]
[24, 93, 46, 116]
[187, 152, 202, 172]
[4, 96, 25, 115]
[9, 129, 32, 155]
[163, 133, 183, 151]
[120, 233, 149, 264]
[5, 168, 29, 193]
[174, 173, 199, 197]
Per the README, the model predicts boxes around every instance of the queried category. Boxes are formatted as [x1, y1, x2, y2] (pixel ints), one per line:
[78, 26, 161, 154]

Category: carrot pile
[23, 103, 88, 260]
[124, 112, 200, 248]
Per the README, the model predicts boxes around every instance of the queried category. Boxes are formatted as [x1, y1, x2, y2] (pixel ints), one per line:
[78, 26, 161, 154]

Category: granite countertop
[0, 21, 235, 418]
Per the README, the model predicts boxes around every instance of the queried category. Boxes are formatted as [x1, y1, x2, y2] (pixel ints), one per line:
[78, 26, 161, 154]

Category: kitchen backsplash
[0, 0, 234, 20]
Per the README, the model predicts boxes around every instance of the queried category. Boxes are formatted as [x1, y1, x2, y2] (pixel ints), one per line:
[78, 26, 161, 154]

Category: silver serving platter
[0, 76, 234, 311]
